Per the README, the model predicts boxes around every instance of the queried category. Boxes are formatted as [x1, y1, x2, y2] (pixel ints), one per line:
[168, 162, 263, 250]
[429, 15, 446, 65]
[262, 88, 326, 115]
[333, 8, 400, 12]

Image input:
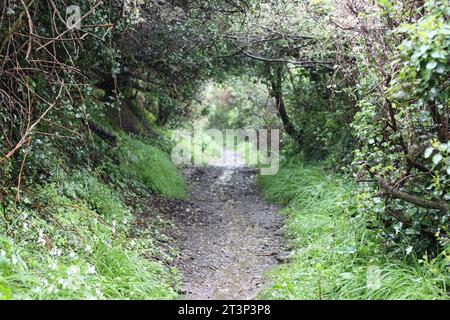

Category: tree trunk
[270, 66, 302, 141]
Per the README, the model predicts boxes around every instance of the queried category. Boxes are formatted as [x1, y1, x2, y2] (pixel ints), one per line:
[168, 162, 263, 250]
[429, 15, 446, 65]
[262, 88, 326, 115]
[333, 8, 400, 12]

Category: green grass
[257, 164, 449, 300]
[117, 136, 186, 198]
[0, 134, 186, 300]
[0, 169, 178, 300]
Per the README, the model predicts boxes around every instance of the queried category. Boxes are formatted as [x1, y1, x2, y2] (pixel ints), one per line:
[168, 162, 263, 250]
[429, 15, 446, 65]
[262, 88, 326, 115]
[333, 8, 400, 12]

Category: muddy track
[172, 165, 285, 300]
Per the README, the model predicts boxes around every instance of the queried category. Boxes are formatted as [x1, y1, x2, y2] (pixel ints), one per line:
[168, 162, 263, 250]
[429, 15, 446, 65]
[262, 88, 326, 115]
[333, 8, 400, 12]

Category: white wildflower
[95, 288, 104, 298]
[63, 266, 82, 290]
[67, 265, 80, 277]
[86, 264, 96, 274]
[0, 250, 6, 257]
[31, 286, 41, 294]
[58, 278, 68, 289]
[37, 230, 46, 246]
[48, 284, 59, 294]
[11, 255, 18, 265]
[394, 222, 403, 235]
[68, 251, 77, 259]
[85, 244, 93, 253]
[50, 247, 62, 256]
[49, 261, 57, 270]
[406, 246, 413, 255]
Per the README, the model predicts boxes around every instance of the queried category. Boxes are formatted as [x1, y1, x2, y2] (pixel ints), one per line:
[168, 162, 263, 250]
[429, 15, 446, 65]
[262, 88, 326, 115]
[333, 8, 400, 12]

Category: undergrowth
[257, 163, 449, 300]
[0, 136, 182, 300]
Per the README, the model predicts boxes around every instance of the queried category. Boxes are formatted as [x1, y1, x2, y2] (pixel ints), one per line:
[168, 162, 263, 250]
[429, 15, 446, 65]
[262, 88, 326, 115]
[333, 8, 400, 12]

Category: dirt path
[172, 151, 285, 300]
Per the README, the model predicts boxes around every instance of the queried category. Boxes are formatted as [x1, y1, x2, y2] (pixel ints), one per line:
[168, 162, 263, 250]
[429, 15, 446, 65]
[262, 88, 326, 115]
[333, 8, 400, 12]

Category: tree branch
[376, 176, 448, 212]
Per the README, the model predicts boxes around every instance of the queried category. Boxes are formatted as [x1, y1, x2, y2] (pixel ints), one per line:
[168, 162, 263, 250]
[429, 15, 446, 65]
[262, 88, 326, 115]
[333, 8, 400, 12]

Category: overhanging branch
[376, 176, 448, 213]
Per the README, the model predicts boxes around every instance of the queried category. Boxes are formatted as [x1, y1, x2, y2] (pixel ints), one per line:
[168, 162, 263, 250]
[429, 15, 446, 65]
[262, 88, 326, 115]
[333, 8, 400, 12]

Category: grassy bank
[257, 163, 448, 300]
[115, 136, 186, 199]
[0, 136, 182, 299]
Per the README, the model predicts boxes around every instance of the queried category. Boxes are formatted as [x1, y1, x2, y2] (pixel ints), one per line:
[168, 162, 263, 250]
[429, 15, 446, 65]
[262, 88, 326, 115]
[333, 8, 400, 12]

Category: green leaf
[0, 284, 12, 300]
[432, 153, 442, 165]
[431, 50, 444, 59]
[437, 143, 448, 152]
[424, 147, 434, 159]
[426, 60, 437, 70]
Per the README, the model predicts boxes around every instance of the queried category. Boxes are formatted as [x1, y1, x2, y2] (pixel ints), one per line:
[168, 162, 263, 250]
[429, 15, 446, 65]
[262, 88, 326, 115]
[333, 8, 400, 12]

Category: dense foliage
[349, 0, 450, 252]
